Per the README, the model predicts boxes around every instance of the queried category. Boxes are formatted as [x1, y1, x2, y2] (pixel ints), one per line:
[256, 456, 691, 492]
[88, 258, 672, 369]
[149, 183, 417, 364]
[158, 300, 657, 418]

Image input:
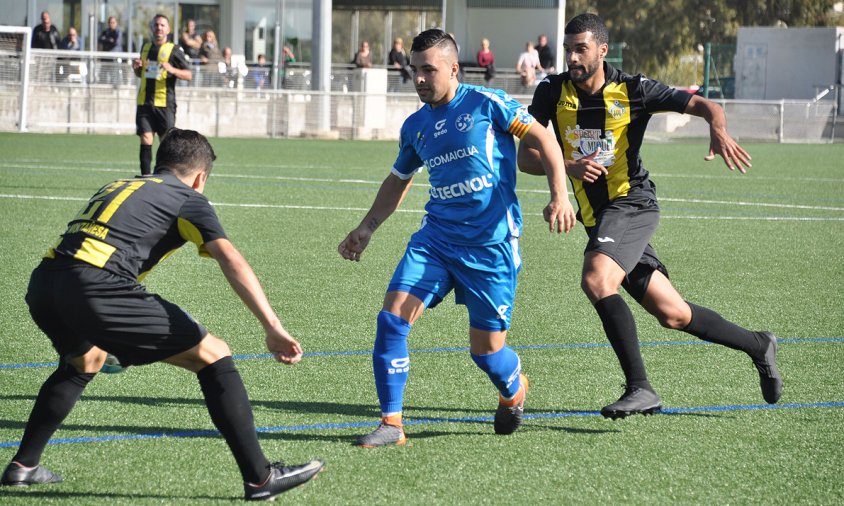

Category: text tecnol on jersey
[429, 173, 494, 200]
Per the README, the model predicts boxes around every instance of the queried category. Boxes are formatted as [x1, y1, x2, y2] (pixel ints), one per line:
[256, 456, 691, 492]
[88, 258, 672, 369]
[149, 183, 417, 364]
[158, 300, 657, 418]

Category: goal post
[0, 25, 32, 132]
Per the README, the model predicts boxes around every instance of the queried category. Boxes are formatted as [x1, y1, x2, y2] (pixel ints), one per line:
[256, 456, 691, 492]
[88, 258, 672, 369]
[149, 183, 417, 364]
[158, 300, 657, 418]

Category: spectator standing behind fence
[200, 30, 222, 63]
[180, 19, 202, 60]
[253, 54, 270, 91]
[132, 14, 192, 175]
[352, 40, 372, 68]
[476, 37, 495, 82]
[99, 16, 124, 86]
[281, 46, 296, 86]
[516, 41, 542, 86]
[388, 37, 411, 89]
[99, 16, 123, 52]
[536, 34, 555, 76]
[221, 47, 245, 88]
[60, 27, 81, 51]
[32, 11, 60, 49]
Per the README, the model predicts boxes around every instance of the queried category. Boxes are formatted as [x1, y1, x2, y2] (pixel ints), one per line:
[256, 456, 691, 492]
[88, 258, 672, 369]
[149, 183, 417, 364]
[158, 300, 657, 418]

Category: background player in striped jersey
[518, 13, 781, 419]
[132, 14, 192, 175]
[338, 29, 575, 447]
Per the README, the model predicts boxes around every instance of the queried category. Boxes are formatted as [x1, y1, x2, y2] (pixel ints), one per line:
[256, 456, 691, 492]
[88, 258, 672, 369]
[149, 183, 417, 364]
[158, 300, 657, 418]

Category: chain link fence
[0, 43, 839, 143]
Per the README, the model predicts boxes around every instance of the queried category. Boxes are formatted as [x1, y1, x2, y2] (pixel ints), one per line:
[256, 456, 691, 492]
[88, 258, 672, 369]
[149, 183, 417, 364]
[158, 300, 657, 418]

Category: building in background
[4, 1, 564, 69]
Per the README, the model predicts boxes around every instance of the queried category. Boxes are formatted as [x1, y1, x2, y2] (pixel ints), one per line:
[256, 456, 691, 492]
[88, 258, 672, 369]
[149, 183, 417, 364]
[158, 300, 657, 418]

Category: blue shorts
[387, 230, 521, 331]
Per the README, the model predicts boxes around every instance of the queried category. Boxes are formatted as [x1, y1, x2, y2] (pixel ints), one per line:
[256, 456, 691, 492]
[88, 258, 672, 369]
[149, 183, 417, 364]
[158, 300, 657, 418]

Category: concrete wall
[735, 26, 844, 100]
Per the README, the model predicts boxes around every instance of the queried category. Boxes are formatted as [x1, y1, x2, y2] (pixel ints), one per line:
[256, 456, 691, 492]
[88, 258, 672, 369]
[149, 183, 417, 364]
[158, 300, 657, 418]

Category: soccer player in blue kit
[338, 29, 576, 447]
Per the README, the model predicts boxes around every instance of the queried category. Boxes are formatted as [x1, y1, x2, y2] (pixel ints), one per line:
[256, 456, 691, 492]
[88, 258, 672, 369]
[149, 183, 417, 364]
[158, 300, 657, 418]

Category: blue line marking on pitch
[1, 402, 842, 449]
[1, 337, 843, 370]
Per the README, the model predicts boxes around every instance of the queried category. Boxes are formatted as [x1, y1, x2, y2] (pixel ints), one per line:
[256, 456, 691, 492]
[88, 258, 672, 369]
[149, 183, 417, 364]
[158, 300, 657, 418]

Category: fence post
[778, 100, 785, 143]
[702, 43, 711, 99]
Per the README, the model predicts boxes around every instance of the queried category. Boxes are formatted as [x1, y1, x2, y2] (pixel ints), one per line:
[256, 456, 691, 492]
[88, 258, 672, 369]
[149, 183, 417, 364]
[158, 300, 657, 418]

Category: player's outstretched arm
[338, 173, 413, 261]
[520, 123, 576, 234]
[204, 238, 303, 364]
[685, 94, 752, 173]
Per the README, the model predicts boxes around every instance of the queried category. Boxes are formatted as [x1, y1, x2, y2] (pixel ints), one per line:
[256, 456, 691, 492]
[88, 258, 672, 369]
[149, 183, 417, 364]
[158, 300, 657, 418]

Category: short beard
[570, 62, 598, 84]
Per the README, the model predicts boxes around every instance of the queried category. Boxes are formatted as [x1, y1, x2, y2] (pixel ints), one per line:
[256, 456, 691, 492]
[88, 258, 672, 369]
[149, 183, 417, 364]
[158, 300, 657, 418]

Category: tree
[563, 0, 842, 85]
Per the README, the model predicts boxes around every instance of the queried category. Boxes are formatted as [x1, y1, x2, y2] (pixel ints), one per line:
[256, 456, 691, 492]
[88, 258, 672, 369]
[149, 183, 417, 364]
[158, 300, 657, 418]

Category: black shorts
[136, 104, 176, 137]
[25, 262, 206, 366]
[585, 195, 669, 301]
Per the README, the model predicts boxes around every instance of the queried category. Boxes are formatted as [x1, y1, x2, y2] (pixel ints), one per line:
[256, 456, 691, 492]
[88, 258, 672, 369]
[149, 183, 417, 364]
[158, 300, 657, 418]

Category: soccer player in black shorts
[518, 13, 782, 418]
[1, 129, 323, 500]
[133, 14, 192, 175]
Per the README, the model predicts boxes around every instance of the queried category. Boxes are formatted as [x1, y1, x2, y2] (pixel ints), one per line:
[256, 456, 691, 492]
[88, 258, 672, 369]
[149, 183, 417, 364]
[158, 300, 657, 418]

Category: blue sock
[373, 310, 412, 415]
[471, 346, 521, 399]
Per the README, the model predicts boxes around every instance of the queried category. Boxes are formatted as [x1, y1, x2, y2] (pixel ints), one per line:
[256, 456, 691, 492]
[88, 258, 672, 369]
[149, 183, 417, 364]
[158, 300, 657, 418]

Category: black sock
[683, 302, 765, 356]
[594, 294, 651, 389]
[13, 362, 95, 467]
[139, 144, 152, 175]
[197, 356, 269, 484]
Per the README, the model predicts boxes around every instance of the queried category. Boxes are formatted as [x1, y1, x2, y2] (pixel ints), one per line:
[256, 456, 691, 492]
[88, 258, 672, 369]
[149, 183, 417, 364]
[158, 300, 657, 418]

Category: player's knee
[198, 334, 231, 361]
[656, 306, 692, 330]
[581, 273, 611, 301]
[67, 347, 108, 374]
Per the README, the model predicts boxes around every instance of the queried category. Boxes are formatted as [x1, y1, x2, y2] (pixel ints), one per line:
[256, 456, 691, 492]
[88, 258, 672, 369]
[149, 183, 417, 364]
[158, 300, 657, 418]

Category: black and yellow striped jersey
[44, 172, 226, 281]
[137, 42, 191, 108]
[528, 62, 692, 227]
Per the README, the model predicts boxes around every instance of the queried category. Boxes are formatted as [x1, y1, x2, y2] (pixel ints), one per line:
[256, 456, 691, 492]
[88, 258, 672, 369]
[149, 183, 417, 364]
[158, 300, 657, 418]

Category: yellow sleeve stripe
[73, 237, 117, 268]
[508, 118, 533, 139]
[178, 217, 212, 257]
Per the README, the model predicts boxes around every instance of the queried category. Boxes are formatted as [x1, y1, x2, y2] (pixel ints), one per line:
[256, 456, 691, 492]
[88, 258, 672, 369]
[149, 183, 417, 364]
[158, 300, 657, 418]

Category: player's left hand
[265, 326, 304, 365]
[544, 198, 576, 234]
[705, 127, 752, 173]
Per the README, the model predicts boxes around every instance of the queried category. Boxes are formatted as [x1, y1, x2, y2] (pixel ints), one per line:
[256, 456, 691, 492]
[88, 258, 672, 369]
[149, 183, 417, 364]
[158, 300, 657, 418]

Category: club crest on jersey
[608, 99, 626, 119]
[516, 107, 534, 125]
[455, 113, 474, 132]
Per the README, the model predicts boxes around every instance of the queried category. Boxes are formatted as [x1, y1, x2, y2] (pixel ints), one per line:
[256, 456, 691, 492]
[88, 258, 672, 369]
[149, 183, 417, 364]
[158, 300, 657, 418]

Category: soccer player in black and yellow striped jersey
[1, 129, 324, 499]
[518, 13, 782, 419]
[132, 14, 192, 175]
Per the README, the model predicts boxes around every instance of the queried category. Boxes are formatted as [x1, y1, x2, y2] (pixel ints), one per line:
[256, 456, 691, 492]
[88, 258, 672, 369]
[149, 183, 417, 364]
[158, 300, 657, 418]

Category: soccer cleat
[243, 460, 324, 501]
[600, 385, 662, 420]
[100, 353, 126, 374]
[355, 421, 407, 448]
[494, 373, 528, 435]
[1, 461, 63, 487]
[752, 332, 783, 404]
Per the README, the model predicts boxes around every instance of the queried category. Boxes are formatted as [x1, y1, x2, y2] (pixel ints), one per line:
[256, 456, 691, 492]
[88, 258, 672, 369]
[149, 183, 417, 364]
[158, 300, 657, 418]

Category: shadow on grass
[0, 489, 231, 501]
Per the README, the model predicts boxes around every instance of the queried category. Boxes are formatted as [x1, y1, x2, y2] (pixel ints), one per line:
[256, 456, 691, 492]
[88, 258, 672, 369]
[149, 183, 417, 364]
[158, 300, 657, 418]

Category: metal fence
[0, 46, 839, 143]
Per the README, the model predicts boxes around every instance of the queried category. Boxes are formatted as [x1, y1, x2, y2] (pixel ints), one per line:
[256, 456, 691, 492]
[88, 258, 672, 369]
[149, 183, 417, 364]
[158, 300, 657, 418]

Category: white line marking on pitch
[1, 193, 842, 221]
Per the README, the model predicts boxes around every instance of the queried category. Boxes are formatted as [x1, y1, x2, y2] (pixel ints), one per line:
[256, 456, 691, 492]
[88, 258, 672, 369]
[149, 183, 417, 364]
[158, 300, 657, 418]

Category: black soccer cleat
[494, 373, 528, 435]
[600, 385, 662, 420]
[752, 332, 783, 404]
[1, 461, 63, 487]
[243, 459, 324, 501]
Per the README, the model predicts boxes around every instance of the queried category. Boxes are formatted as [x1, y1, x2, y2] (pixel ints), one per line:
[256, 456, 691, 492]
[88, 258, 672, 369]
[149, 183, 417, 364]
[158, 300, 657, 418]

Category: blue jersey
[392, 83, 535, 246]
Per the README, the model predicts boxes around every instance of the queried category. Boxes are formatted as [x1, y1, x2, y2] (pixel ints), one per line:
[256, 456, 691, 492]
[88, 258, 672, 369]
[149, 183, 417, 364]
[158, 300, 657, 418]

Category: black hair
[154, 128, 216, 176]
[564, 13, 609, 45]
[150, 13, 169, 32]
[411, 28, 458, 55]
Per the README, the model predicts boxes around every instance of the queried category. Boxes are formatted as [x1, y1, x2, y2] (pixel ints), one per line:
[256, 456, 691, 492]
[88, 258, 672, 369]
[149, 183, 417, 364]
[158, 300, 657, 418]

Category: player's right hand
[567, 149, 608, 183]
[265, 326, 303, 365]
[544, 198, 576, 234]
[338, 228, 372, 262]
